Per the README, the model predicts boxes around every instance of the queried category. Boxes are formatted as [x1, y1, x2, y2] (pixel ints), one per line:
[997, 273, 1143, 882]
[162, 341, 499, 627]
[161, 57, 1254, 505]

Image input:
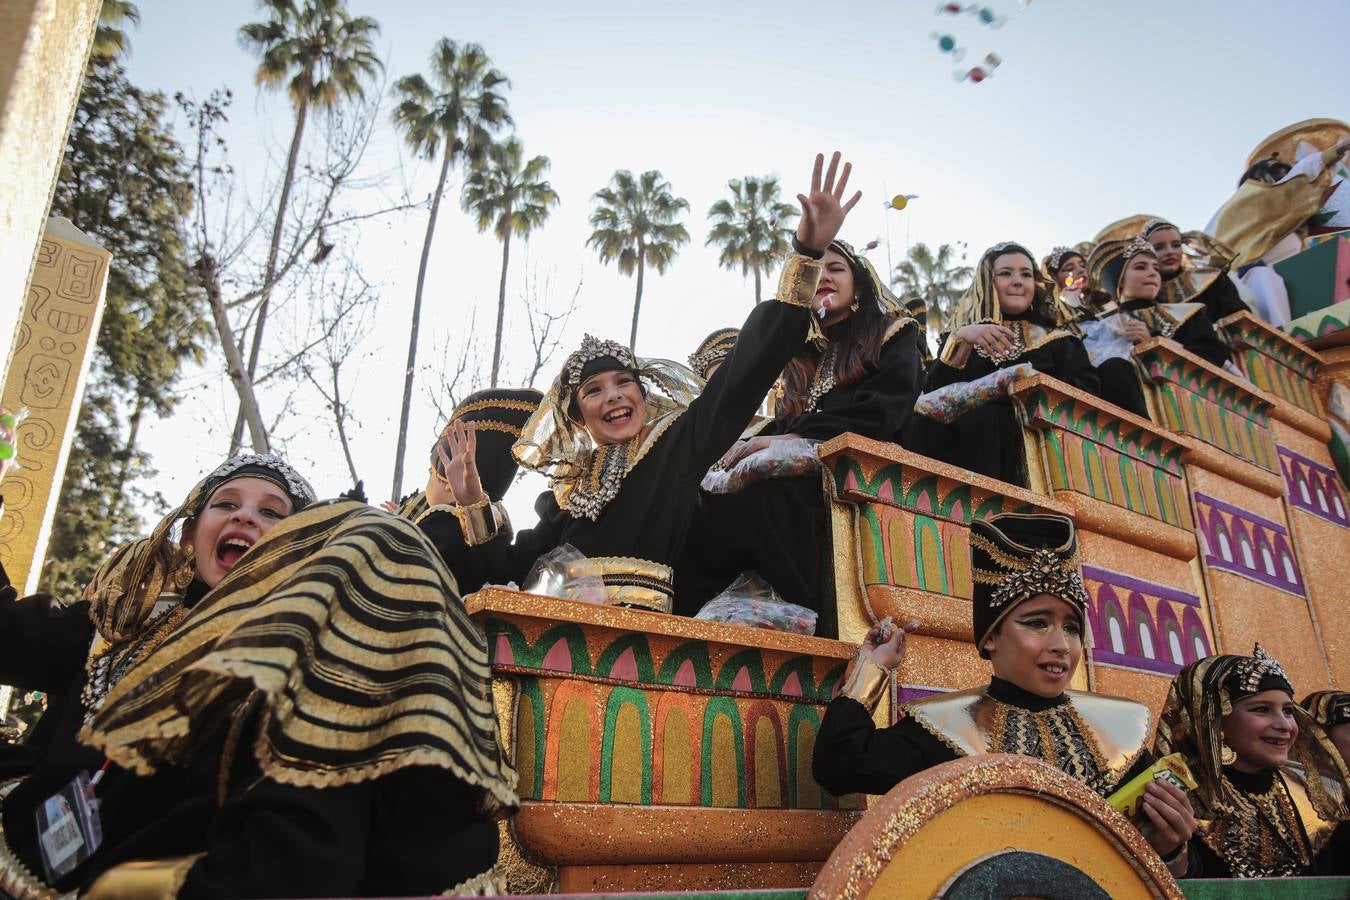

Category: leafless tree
[178, 78, 415, 454]
[295, 254, 380, 488]
[517, 265, 581, 387]
[422, 312, 483, 428]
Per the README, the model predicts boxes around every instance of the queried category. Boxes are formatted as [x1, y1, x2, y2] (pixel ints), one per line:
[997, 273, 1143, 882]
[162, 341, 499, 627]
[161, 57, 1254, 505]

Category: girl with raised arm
[421, 153, 861, 613]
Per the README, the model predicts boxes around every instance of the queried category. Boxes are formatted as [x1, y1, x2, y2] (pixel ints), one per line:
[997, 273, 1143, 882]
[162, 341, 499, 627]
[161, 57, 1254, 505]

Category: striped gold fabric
[79, 501, 518, 814]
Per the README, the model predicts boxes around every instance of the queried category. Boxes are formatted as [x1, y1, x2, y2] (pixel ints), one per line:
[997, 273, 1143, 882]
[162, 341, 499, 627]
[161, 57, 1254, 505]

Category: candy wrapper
[914, 363, 1034, 423]
[1080, 316, 1137, 367]
[1106, 752, 1197, 818]
[694, 572, 818, 635]
[701, 437, 822, 495]
[522, 544, 606, 604]
[0, 407, 27, 485]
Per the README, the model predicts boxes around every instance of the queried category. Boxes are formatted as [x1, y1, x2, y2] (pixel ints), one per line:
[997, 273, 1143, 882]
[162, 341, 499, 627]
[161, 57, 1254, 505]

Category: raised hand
[426, 420, 487, 507]
[861, 618, 919, 670]
[796, 151, 863, 253]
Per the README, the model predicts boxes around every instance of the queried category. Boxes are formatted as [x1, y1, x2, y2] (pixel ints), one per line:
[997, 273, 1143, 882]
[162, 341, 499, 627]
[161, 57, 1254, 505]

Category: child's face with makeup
[982, 594, 1083, 697]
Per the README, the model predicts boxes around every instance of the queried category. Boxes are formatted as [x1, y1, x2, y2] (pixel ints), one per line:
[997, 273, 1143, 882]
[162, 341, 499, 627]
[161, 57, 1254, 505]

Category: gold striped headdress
[80, 501, 519, 815]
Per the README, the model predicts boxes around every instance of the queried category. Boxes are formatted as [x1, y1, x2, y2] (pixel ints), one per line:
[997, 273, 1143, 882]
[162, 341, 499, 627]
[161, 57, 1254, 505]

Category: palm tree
[92, 0, 140, 59]
[389, 39, 510, 500]
[588, 170, 689, 350]
[233, 0, 381, 452]
[705, 176, 798, 303]
[892, 242, 972, 339]
[462, 137, 559, 387]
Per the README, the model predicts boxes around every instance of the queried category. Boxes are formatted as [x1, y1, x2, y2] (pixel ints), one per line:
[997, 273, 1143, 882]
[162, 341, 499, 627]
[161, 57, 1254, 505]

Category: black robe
[0, 578, 496, 897]
[1116, 299, 1231, 368]
[672, 320, 925, 638]
[1162, 270, 1248, 323]
[906, 315, 1100, 485]
[812, 677, 1154, 797]
[422, 297, 812, 596]
[1187, 766, 1350, 879]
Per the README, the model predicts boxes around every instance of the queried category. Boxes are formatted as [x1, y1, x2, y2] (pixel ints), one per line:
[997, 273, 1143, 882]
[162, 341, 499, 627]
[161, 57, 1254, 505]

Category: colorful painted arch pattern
[1082, 565, 1211, 676]
[1192, 493, 1305, 596]
[1278, 445, 1350, 526]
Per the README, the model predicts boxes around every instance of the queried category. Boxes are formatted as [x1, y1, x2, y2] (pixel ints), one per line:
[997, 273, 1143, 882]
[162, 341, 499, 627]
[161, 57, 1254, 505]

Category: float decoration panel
[1219, 311, 1325, 418]
[466, 589, 856, 812]
[1192, 492, 1306, 596]
[1082, 565, 1211, 677]
[818, 434, 1070, 600]
[1278, 445, 1350, 527]
[1135, 339, 1277, 472]
[1011, 375, 1193, 531]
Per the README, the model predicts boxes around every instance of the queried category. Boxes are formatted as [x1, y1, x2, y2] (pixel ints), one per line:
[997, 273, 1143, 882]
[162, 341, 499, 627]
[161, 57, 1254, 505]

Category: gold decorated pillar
[0, 0, 101, 371]
[0, 217, 109, 594]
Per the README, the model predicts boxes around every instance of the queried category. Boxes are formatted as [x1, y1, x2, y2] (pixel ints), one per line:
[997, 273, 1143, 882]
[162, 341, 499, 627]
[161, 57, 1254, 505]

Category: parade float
[0, 8, 1347, 888]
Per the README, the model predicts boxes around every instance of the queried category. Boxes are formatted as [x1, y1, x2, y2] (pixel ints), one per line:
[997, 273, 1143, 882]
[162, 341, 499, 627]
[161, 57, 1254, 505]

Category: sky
[115, 0, 1350, 530]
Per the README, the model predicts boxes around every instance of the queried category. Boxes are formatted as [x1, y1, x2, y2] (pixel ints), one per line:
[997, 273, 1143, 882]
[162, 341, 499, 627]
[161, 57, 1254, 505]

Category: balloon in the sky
[930, 32, 966, 62]
[885, 194, 919, 210]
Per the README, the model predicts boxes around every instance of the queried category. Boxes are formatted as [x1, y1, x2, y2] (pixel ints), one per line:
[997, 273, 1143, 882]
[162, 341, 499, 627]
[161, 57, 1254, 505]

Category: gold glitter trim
[807, 754, 1181, 900]
[451, 398, 540, 421]
[775, 254, 823, 310]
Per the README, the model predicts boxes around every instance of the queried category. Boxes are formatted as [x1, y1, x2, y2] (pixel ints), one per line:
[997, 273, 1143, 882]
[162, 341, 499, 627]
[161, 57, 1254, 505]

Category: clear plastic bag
[694, 572, 818, 635]
[914, 362, 1035, 424]
[522, 544, 606, 604]
[701, 436, 822, 494]
[1079, 317, 1137, 367]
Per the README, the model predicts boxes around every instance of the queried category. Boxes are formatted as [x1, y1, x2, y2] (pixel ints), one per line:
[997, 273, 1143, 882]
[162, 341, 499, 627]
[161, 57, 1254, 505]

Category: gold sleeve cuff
[838, 654, 892, 713]
[414, 500, 508, 546]
[938, 334, 972, 369]
[774, 254, 823, 309]
[85, 854, 204, 899]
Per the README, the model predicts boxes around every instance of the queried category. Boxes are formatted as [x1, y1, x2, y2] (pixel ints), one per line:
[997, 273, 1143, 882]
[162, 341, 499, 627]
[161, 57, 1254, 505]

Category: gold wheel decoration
[808, 754, 1181, 900]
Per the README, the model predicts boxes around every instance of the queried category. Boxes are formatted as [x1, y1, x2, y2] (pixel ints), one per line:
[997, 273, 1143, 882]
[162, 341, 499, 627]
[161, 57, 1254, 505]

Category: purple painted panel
[1194, 492, 1305, 596]
[1279, 445, 1350, 527]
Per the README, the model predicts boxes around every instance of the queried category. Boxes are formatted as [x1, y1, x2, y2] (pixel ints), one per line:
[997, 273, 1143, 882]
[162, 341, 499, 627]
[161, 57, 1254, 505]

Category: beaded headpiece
[200, 451, 316, 511]
[564, 335, 636, 387]
[1139, 218, 1180, 239]
[1044, 246, 1083, 275]
[969, 513, 1089, 658]
[1229, 643, 1292, 696]
[1302, 690, 1350, 729]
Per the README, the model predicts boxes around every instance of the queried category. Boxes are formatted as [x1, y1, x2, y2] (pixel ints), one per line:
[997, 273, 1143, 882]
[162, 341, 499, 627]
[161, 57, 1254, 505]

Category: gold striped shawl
[79, 501, 518, 815]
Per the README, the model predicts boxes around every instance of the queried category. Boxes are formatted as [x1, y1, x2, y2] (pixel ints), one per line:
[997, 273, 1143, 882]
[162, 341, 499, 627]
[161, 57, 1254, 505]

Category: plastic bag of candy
[522, 544, 606, 604]
[694, 572, 818, 635]
[914, 362, 1034, 423]
[1080, 317, 1136, 367]
[701, 436, 822, 494]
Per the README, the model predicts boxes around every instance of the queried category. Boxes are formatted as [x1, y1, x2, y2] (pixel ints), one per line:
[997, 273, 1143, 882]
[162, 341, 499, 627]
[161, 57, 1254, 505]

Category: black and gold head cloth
[970, 513, 1089, 659]
[1303, 691, 1350, 731]
[687, 328, 739, 379]
[80, 501, 519, 815]
[1156, 645, 1349, 822]
[83, 452, 315, 644]
[951, 241, 1059, 329]
[826, 238, 910, 319]
[513, 334, 702, 518]
[432, 388, 544, 501]
[1086, 237, 1157, 300]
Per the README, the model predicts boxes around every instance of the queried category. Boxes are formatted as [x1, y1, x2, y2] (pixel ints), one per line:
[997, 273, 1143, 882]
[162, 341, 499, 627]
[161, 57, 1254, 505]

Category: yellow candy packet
[1106, 752, 1197, 818]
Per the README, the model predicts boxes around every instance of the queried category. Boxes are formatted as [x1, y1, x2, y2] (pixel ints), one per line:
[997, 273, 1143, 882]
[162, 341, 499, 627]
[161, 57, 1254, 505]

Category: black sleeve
[674, 295, 812, 475]
[812, 696, 957, 797]
[418, 492, 567, 589]
[1314, 820, 1350, 876]
[181, 777, 373, 899]
[0, 592, 93, 692]
[1043, 335, 1101, 394]
[763, 324, 923, 443]
[1172, 311, 1231, 368]
[1201, 274, 1249, 321]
